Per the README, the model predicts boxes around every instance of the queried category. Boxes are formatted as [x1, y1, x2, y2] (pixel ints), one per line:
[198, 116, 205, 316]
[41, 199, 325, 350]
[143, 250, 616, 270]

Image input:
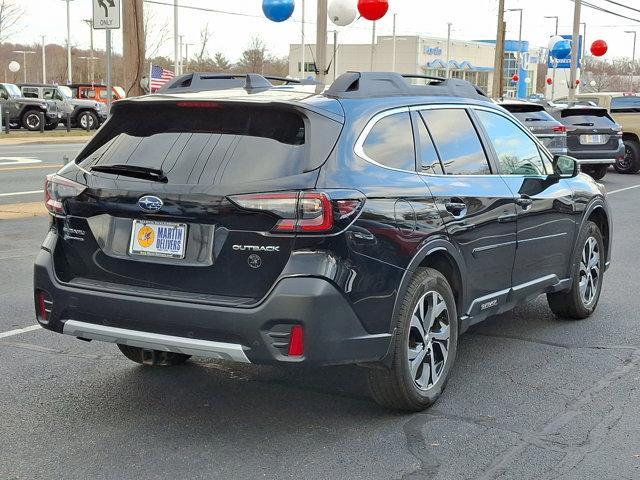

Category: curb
[0, 136, 92, 146]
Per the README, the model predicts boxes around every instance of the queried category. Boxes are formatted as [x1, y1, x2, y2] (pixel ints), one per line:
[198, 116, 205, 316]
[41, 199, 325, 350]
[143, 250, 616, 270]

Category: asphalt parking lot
[1, 142, 640, 480]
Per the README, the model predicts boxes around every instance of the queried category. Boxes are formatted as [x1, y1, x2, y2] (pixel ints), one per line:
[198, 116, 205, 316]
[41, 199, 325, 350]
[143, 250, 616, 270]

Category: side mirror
[552, 155, 579, 178]
[0, 91, 7, 100]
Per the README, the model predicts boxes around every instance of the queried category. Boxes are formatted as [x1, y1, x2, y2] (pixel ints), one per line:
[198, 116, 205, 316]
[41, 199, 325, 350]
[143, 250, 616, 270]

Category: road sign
[93, 0, 121, 30]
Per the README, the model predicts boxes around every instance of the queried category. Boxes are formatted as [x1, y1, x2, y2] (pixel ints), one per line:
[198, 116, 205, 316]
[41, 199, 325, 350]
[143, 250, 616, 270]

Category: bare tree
[0, 0, 23, 43]
[144, 8, 170, 60]
[237, 36, 266, 74]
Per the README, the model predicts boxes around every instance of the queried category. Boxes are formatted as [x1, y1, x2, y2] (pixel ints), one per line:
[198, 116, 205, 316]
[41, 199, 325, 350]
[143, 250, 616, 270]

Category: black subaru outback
[34, 72, 612, 411]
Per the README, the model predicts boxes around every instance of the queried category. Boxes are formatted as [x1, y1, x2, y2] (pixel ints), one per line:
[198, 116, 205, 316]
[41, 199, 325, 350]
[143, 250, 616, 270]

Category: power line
[599, 0, 640, 15]
[571, 0, 640, 23]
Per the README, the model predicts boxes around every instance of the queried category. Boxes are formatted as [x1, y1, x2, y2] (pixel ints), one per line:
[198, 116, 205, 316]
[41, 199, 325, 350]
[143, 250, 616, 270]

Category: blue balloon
[262, 0, 295, 22]
[551, 40, 572, 60]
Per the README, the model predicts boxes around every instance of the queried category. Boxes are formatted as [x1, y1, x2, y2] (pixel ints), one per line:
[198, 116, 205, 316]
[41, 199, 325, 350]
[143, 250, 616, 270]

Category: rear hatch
[558, 107, 622, 153]
[50, 99, 343, 304]
[502, 103, 567, 152]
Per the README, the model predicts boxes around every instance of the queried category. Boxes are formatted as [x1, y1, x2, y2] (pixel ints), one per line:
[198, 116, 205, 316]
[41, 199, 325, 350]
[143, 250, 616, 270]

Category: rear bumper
[570, 141, 625, 165]
[34, 247, 391, 366]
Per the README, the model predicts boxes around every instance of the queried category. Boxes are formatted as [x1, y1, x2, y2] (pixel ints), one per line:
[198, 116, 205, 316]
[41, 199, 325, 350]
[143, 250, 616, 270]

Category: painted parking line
[608, 184, 640, 195]
[0, 324, 40, 339]
[0, 190, 44, 198]
[0, 164, 62, 172]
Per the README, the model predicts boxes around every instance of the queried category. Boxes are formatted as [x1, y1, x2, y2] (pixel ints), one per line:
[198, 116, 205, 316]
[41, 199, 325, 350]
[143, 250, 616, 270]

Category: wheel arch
[622, 132, 639, 144]
[392, 239, 467, 328]
[574, 199, 611, 270]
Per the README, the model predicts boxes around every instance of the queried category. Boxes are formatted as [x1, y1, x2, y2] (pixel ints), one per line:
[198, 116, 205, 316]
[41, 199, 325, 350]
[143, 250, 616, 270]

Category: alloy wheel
[80, 113, 94, 130]
[618, 146, 633, 170]
[407, 291, 450, 391]
[579, 236, 600, 307]
[26, 114, 40, 129]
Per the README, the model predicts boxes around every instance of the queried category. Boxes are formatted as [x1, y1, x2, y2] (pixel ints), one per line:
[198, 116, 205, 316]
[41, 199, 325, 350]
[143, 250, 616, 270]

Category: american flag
[150, 65, 174, 92]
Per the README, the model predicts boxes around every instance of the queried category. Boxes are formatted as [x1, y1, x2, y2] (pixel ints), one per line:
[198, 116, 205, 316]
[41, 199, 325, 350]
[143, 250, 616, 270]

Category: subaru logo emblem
[138, 195, 163, 212]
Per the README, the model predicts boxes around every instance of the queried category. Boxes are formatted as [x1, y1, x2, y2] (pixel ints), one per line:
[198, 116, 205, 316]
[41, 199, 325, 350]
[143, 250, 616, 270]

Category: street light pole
[625, 31, 637, 92]
[581, 22, 587, 59]
[445, 22, 452, 79]
[301, 0, 305, 78]
[544, 16, 559, 100]
[83, 19, 95, 83]
[569, 0, 582, 101]
[370, 21, 377, 71]
[392, 13, 397, 73]
[184, 43, 194, 73]
[13, 51, 35, 83]
[174, 0, 179, 75]
[41, 36, 46, 84]
[63, 0, 74, 84]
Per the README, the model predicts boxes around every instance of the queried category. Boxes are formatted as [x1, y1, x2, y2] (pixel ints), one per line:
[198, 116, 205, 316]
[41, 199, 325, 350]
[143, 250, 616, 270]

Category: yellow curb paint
[0, 202, 47, 220]
[0, 164, 62, 172]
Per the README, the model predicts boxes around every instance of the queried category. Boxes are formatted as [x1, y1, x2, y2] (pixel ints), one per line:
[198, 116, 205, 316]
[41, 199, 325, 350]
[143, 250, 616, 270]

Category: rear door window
[476, 110, 547, 175]
[362, 111, 416, 171]
[420, 109, 491, 175]
[22, 87, 39, 98]
[415, 114, 443, 174]
[611, 96, 640, 113]
[78, 103, 314, 185]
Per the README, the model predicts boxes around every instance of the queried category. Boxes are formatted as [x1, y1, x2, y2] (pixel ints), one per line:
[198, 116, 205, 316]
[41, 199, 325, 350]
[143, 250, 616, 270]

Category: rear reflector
[36, 290, 52, 324]
[288, 325, 304, 356]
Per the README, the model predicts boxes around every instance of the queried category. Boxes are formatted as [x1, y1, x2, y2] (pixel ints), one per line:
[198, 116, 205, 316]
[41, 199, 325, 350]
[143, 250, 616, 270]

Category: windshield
[3, 83, 22, 97]
[58, 86, 72, 99]
[114, 86, 126, 98]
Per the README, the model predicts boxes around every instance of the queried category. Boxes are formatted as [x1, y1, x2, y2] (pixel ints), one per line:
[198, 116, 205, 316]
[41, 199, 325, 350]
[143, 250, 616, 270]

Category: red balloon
[512, 74, 519, 82]
[576, 79, 581, 85]
[357, 0, 389, 21]
[590, 39, 608, 57]
[546, 77, 553, 85]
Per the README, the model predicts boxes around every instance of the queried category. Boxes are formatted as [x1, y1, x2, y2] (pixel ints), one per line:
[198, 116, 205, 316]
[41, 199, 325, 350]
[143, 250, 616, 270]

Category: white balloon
[590, 80, 597, 87]
[524, 77, 532, 84]
[328, 0, 358, 27]
[8, 61, 20, 73]
[548, 35, 564, 51]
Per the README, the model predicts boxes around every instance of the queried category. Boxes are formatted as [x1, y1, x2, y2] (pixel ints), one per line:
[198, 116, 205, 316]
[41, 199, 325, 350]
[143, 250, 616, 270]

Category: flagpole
[149, 62, 153, 93]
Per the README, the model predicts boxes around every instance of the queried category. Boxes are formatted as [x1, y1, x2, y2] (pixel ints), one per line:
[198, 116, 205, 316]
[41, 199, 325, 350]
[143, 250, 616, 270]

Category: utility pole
[392, 13, 397, 72]
[445, 22, 452, 79]
[301, 0, 305, 78]
[83, 19, 95, 83]
[62, 0, 74, 84]
[507, 8, 523, 97]
[581, 22, 587, 59]
[491, 0, 506, 98]
[569, 0, 581, 101]
[625, 31, 637, 91]
[41, 36, 46, 84]
[174, 0, 180, 75]
[544, 16, 559, 100]
[123, 0, 145, 97]
[333, 30, 338, 81]
[179, 35, 185, 75]
[315, 0, 328, 84]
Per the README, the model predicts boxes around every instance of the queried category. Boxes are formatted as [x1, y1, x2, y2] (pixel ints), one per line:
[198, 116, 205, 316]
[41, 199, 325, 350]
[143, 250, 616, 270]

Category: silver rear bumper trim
[577, 159, 616, 165]
[62, 320, 250, 363]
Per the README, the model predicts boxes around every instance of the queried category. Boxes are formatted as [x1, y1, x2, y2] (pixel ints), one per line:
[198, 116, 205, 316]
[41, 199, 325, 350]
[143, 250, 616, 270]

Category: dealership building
[289, 35, 545, 98]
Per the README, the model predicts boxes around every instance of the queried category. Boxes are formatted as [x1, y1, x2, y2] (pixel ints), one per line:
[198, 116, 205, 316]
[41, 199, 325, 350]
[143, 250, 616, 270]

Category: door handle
[515, 195, 533, 209]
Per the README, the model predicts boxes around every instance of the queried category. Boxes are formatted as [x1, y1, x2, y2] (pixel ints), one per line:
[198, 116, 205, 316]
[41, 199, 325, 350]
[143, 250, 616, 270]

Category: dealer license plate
[129, 220, 187, 259]
[579, 134, 608, 145]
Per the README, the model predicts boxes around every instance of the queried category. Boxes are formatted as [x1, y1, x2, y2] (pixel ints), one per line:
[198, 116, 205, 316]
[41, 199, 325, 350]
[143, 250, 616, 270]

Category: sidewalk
[0, 132, 93, 146]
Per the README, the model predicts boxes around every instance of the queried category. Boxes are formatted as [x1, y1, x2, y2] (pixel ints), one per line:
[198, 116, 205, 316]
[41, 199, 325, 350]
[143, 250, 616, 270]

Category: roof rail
[156, 73, 319, 94]
[324, 71, 488, 100]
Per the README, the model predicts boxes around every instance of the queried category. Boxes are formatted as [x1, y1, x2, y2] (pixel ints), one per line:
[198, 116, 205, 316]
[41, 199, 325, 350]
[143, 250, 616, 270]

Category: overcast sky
[14, 0, 639, 62]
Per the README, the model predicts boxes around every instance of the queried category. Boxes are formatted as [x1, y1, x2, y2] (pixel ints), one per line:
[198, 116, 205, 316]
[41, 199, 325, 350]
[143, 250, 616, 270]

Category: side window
[43, 88, 55, 100]
[420, 109, 491, 175]
[476, 110, 546, 176]
[362, 111, 416, 171]
[22, 87, 39, 99]
[416, 114, 443, 174]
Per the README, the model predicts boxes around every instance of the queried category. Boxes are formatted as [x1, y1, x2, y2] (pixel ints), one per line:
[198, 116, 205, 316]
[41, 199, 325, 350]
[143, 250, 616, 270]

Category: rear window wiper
[524, 118, 544, 122]
[90, 164, 168, 183]
[572, 122, 595, 127]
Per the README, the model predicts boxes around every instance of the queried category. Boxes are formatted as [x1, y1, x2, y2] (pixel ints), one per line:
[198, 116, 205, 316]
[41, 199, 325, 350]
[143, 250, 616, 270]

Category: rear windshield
[559, 108, 616, 128]
[78, 103, 309, 185]
[611, 96, 640, 113]
[510, 110, 555, 123]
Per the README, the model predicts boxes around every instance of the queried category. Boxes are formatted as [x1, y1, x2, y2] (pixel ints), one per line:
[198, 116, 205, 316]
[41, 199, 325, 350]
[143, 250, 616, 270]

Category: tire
[547, 221, 604, 319]
[615, 140, 640, 174]
[77, 110, 98, 130]
[117, 344, 191, 366]
[368, 268, 458, 411]
[21, 110, 43, 131]
[582, 165, 608, 180]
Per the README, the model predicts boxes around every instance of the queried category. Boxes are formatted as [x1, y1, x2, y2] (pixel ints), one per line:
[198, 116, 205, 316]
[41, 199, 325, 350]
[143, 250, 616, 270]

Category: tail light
[229, 191, 363, 234]
[44, 174, 86, 216]
[553, 125, 567, 133]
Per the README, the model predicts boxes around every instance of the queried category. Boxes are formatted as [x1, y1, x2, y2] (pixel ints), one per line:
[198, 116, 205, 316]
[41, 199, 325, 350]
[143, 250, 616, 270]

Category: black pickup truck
[0, 82, 62, 131]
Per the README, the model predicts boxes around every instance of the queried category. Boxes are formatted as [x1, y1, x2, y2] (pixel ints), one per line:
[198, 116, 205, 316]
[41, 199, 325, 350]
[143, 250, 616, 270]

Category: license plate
[580, 134, 608, 145]
[129, 220, 187, 259]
